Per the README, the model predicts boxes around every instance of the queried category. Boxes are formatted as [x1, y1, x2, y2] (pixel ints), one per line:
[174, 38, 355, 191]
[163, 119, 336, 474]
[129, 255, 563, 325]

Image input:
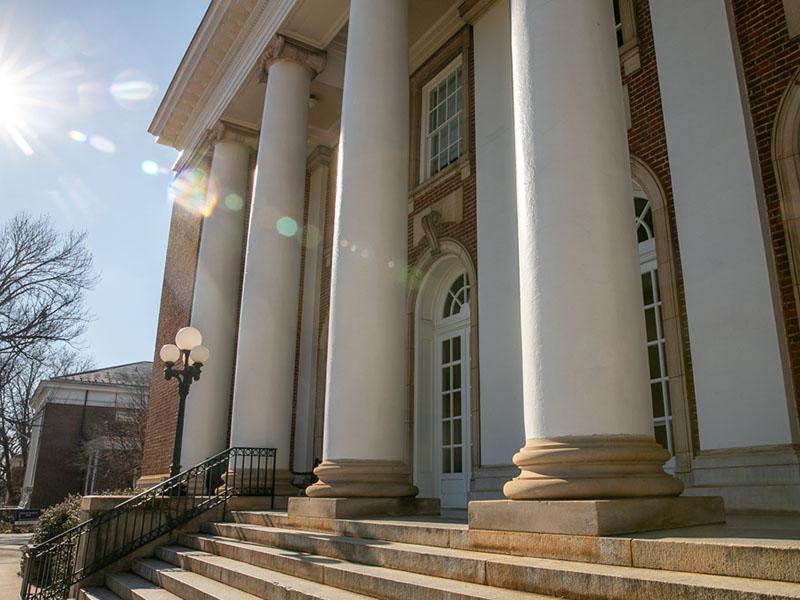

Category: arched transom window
[443, 273, 471, 319]
[634, 195, 674, 457]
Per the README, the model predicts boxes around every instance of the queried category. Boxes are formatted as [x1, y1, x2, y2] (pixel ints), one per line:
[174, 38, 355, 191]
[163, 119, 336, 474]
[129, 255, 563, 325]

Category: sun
[0, 69, 34, 156]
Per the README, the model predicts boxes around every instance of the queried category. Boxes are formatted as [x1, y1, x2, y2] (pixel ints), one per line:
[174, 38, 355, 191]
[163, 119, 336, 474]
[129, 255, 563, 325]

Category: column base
[306, 459, 418, 498]
[469, 496, 725, 536]
[289, 496, 440, 520]
[504, 435, 685, 500]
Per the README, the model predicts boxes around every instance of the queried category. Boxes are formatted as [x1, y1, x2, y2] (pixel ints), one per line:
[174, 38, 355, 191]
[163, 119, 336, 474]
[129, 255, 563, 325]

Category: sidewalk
[0, 534, 30, 600]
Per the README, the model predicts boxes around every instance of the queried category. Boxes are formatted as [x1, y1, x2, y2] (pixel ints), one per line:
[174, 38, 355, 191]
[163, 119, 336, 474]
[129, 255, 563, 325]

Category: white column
[292, 145, 332, 473]
[504, 0, 681, 499]
[650, 0, 792, 450]
[180, 124, 254, 469]
[307, 0, 415, 498]
[230, 37, 325, 485]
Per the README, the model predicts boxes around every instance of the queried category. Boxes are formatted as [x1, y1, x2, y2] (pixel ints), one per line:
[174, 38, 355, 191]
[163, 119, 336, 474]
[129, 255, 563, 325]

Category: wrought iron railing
[20, 447, 276, 600]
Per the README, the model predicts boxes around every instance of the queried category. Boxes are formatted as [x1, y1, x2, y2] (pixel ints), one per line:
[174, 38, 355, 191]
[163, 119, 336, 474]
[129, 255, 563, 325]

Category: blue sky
[0, 1, 209, 367]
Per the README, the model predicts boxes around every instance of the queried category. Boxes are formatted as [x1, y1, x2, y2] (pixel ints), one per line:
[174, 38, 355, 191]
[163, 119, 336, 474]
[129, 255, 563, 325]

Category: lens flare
[141, 160, 159, 175]
[169, 168, 210, 215]
[89, 134, 115, 153]
[0, 72, 34, 155]
[110, 70, 158, 109]
[276, 216, 298, 237]
[68, 129, 87, 142]
[224, 193, 244, 211]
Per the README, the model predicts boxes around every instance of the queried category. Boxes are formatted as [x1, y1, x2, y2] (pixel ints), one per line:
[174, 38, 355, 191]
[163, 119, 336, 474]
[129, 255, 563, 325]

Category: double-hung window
[421, 56, 464, 180]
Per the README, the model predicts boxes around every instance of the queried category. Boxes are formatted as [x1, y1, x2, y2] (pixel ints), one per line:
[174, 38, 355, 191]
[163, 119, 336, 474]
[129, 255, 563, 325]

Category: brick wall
[29, 404, 119, 508]
[730, 0, 800, 419]
[139, 200, 203, 478]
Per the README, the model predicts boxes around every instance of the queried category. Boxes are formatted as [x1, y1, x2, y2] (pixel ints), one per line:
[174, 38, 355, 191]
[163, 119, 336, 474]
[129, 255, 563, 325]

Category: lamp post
[160, 326, 210, 478]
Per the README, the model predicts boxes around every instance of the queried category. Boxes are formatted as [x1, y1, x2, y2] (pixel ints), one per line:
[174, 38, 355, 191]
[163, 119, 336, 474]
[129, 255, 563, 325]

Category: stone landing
[469, 496, 725, 536]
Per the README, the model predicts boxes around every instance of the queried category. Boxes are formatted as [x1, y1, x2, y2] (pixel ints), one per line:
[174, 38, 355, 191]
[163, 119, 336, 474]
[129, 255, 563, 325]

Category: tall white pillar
[292, 146, 332, 474]
[181, 123, 254, 469]
[306, 0, 416, 498]
[504, 0, 682, 500]
[230, 36, 325, 487]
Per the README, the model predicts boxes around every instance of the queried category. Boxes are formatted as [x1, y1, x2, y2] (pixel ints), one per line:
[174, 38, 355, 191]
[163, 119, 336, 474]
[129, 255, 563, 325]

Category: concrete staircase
[80, 510, 800, 599]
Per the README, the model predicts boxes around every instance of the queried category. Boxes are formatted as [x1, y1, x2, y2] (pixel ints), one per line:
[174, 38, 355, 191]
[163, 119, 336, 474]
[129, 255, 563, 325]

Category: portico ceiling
[150, 0, 464, 161]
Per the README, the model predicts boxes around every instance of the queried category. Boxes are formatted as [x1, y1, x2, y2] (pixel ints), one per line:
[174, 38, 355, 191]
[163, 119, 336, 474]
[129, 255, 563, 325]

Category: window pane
[654, 424, 669, 451]
[651, 383, 665, 418]
[442, 449, 451, 473]
[448, 95, 456, 119]
[441, 126, 449, 149]
[452, 364, 461, 390]
[429, 111, 437, 133]
[645, 307, 657, 342]
[438, 103, 446, 125]
[452, 390, 462, 417]
[644, 207, 655, 240]
[452, 337, 461, 361]
[430, 158, 438, 177]
[449, 140, 458, 162]
[447, 73, 455, 95]
[641, 272, 654, 306]
[430, 135, 439, 157]
[442, 339, 450, 364]
[456, 91, 462, 113]
[442, 420, 451, 446]
[453, 418, 462, 445]
[442, 393, 451, 418]
[453, 447, 462, 473]
[442, 367, 450, 391]
[634, 196, 647, 219]
[648, 345, 661, 378]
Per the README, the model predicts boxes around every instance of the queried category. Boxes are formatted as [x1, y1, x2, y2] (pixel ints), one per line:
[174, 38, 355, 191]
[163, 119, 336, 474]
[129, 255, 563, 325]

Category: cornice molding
[458, 0, 498, 24]
[260, 34, 327, 80]
[409, 3, 465, 73]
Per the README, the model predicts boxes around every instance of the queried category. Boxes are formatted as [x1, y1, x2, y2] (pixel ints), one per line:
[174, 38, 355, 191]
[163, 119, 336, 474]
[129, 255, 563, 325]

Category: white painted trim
[419, 55, 464, 182]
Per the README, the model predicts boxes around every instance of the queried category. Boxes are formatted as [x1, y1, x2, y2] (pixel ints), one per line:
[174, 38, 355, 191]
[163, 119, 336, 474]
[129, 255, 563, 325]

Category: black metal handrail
[20, 447, 276, 600]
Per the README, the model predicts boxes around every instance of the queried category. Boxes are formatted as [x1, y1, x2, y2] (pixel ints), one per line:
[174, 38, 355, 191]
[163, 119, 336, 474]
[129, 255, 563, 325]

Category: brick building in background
[21, 361, 151, 509]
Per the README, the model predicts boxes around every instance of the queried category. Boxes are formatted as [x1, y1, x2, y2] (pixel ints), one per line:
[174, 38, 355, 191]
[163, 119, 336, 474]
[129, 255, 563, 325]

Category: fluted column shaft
[180, 128, 252, 469]
[504, 0, 682, 500]
[230, 37, 325, 485]
[307, 0, 416, 498]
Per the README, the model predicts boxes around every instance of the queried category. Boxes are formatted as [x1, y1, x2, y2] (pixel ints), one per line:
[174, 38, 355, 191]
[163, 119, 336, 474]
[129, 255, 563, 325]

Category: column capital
[307, 145, 332, 172]
[206, 120, 259, 152]
[260, 35, 327, 80]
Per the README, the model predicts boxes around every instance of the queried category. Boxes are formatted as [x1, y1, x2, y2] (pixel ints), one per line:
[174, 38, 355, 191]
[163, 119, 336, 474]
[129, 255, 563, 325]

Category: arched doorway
[414, 255, 472, 508]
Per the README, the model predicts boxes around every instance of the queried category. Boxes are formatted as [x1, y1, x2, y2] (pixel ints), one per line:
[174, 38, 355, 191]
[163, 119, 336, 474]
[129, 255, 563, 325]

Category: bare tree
[0, 214, 95, 502]
[0, 213, 95, 360]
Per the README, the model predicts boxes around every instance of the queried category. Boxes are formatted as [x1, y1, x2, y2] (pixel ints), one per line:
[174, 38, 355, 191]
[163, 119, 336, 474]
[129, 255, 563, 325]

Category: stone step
[80, 587, 124, 600]
[104, 572, 183, 600]
[230, 509, 465, 548]
[159, 542, 555, 600]
[228, 510, 800, 584]
[138, 554, 373, 600]
[184, 529, 800, 600]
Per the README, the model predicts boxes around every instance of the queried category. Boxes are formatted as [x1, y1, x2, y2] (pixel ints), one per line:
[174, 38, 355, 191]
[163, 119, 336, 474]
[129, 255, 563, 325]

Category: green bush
[29, 494, 82, 546]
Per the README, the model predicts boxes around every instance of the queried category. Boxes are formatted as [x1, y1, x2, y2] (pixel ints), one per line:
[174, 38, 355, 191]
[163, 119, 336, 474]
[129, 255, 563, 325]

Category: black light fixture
[159, 326, 210, 477]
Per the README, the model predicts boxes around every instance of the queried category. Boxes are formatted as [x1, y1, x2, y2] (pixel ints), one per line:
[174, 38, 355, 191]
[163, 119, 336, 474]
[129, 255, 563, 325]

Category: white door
[435, 325, 470, 508]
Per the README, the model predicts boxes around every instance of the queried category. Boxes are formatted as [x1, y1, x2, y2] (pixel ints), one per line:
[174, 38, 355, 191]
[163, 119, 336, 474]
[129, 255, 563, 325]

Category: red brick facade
[730, 0, 800, 418]
[140, 200, 203, 478]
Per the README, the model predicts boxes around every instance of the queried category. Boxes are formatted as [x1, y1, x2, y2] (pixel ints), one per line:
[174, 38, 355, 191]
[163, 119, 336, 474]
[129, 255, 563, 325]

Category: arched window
[635, 195, 674, 456]
[443, 273, 471, 319]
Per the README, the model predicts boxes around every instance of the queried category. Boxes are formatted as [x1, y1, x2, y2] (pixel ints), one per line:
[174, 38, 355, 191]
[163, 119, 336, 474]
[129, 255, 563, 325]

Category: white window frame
[419, 55, 465, 182]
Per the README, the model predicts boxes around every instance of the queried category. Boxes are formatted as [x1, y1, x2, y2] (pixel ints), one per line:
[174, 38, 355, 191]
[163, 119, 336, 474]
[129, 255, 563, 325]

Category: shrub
[29, 494, 82, 546]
